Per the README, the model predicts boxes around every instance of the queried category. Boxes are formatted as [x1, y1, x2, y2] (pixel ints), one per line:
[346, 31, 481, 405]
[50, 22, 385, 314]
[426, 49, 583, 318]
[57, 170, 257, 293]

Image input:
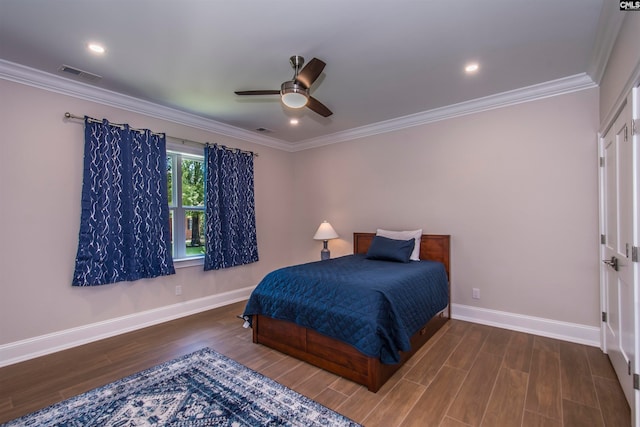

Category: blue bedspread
[243, 254, 449, 364]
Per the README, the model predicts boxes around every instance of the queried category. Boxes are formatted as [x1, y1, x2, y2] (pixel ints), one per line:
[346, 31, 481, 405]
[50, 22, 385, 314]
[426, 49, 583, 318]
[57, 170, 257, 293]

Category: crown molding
[1, 59, 596, 153]
[291, 73, 597, 151]
[599, 55, 640, 134]
[587, 2, 626, 84]
[0, 59, 294, 152]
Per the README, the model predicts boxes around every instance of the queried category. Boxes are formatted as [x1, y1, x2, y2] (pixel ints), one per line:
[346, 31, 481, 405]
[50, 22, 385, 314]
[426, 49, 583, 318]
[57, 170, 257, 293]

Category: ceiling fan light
[281, 81, 308, 108]
[282, 92, 307, 108]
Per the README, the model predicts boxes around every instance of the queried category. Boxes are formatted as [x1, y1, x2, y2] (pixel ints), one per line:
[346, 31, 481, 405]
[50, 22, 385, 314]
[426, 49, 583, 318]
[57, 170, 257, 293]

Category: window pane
[185, 210, 205, 257]
[181, 158, 204, 207]
[165, 147, 205, 260]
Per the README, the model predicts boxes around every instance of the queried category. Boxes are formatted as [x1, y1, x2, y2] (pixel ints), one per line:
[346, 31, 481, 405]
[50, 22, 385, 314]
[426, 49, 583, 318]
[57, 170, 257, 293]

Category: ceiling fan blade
[307, 96, 333, 117]
[234, 90, 280, 95]
[296, 58, 326, 89]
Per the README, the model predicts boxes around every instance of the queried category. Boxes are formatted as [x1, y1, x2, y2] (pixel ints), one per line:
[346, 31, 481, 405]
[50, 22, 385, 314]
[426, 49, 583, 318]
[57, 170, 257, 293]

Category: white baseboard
[0, 286, 255, 367]
[451, 303, 601, 347]
[0, 296, 602, 368]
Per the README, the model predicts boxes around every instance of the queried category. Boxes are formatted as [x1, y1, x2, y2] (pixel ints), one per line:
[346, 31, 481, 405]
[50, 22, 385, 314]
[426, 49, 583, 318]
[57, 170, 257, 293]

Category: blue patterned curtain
[204, 144, 258, 270]
[72, 117, 175, 286]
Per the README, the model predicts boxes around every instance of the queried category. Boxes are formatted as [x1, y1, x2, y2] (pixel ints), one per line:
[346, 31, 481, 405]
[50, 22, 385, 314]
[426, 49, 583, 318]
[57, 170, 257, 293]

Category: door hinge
[601, 234, 606, 244]
[634, 373, 639, 390]
[625, 125, 628, 141]
[629, 360, 632, 375]
[602, 311, 607, 322]
[633, 119, 638, 136]
[599, 156, 604, 167]
[633, 246, 639, 262]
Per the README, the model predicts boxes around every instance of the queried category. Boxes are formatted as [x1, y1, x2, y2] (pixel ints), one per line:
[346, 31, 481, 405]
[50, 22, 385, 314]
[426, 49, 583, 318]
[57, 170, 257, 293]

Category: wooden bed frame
[251, 232, 451, 392]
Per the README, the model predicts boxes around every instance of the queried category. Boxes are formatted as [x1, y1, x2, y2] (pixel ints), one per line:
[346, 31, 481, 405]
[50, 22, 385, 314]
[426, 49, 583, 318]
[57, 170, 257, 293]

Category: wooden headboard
[353, 232, 451, 280]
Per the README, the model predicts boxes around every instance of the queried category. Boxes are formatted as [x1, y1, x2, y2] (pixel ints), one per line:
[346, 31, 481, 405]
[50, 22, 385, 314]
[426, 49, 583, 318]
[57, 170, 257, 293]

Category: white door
[600, 92, 638, 425]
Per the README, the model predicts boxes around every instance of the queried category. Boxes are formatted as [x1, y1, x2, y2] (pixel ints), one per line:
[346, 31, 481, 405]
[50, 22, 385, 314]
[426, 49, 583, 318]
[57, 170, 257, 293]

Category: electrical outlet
[472, 288, 480, 300]
[175, 285, 182, 296]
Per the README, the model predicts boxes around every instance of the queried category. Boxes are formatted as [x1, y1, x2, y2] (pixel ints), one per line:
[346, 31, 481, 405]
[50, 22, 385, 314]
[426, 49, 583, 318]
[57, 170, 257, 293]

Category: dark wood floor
[0, 301, 630, 426]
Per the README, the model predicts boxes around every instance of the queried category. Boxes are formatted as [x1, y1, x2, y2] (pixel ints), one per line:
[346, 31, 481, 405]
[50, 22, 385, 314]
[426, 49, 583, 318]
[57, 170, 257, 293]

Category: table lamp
[313, 221, 339, 260]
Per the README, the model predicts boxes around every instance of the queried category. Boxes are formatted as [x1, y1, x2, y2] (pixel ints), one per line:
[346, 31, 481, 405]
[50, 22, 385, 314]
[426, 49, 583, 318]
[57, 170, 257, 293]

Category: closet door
[600, 89, 638, 425]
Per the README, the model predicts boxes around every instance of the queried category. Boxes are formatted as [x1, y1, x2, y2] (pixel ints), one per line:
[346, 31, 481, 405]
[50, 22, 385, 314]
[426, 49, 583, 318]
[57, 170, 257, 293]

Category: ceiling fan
[234, 56, 333, 117]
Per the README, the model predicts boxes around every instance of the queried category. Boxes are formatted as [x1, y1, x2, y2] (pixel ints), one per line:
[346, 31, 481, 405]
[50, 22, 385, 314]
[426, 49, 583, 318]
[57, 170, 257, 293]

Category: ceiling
[0, 1, 613, 148]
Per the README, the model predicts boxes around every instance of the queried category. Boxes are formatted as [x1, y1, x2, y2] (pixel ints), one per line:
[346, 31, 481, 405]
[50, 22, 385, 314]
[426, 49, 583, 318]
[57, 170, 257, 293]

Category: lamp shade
[313, 221, 339, 240]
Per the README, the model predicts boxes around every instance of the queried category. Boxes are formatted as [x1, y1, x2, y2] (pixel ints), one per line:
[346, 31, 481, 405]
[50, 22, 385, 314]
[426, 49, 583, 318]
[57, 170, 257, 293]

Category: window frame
[166, 141, 205, 268]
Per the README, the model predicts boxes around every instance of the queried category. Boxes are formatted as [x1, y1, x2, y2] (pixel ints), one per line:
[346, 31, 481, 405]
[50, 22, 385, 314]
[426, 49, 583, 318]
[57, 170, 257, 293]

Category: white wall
[0, 64, 609, 360]
[599, 13, 640, 126]
[0, 79, 294, 346]
[292, 88, 600, 327]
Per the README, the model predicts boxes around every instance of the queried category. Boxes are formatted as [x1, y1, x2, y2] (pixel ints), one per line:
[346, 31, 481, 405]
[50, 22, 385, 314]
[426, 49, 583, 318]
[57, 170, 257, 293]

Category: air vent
[255, 127, 273, 133]
[58, 65, 102, 83]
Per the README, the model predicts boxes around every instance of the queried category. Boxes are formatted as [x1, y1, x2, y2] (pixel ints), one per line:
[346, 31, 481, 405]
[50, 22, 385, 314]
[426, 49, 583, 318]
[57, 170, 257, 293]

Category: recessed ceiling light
[465, 63, 479, 73]
[88, 43, 105, 54]
[290, 119, 299, 125]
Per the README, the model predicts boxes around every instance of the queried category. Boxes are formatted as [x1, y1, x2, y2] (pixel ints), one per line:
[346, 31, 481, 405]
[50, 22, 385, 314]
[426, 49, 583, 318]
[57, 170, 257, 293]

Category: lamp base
[320, 240, 330, 261]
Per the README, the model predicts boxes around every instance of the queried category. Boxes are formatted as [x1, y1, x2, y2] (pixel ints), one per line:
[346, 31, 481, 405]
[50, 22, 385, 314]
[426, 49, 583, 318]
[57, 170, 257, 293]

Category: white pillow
[376, 229, 422, 261]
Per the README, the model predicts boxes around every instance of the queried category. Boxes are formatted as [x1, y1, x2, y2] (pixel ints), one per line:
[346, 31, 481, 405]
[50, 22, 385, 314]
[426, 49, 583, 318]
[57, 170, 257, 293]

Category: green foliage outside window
[181, 159, 204, 247]
[167, 152, 205, 259]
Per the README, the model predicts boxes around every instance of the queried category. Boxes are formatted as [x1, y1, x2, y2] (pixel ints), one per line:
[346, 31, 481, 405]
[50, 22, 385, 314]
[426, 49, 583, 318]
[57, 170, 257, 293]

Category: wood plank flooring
[0, 301, 631, 426]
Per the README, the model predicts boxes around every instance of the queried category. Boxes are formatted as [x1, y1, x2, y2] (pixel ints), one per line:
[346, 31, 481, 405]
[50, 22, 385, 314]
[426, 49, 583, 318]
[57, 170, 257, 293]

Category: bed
[243, 232, 451, 392]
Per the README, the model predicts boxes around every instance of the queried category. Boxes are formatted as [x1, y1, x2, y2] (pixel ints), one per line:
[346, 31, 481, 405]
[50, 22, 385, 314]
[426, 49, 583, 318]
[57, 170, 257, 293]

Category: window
[167, 144, 205, 261]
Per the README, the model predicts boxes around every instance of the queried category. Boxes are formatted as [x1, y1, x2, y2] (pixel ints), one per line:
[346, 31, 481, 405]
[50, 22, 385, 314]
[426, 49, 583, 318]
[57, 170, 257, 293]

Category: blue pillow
[365, 235, 415, 263]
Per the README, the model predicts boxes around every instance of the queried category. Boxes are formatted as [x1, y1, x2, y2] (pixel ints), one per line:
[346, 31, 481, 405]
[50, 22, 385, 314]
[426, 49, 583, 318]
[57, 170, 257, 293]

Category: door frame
[633, 85, 640, 427]
[599, 86, 640, 426]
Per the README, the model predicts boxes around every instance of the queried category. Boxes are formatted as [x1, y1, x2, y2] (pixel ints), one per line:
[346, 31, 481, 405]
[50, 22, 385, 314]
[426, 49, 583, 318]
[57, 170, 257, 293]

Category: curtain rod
[64, 112, 165, 136]
[63, 112, 258, 157]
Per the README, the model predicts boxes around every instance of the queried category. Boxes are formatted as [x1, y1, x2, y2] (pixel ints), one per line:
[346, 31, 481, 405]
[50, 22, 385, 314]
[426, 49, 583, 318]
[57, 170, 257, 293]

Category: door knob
[602, 256, 619, 271]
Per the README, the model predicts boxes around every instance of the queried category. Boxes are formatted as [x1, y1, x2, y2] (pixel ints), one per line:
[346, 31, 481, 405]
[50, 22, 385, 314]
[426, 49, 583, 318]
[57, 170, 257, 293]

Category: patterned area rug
[4, 348, 361, 426]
